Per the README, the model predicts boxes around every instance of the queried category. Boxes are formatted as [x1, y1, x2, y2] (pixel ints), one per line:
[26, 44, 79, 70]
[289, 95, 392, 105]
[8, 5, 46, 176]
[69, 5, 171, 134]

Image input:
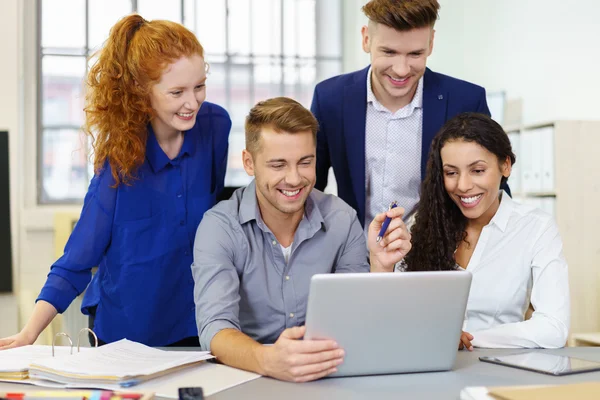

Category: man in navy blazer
[312, 0, 492, 228]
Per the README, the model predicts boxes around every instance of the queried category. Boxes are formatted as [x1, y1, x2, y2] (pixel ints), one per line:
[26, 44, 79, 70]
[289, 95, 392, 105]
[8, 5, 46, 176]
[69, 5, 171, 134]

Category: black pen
[376, 201, 398, 243]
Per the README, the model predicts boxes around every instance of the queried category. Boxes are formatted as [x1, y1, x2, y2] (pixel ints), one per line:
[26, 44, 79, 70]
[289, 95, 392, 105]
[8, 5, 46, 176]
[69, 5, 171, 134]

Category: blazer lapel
[421, 68, 448, 179]
[343, 67, 369, 222]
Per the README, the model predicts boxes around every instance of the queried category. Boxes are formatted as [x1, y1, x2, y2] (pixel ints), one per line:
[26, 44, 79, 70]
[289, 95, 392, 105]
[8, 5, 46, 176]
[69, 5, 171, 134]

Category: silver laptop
[304, 271, 472, 377]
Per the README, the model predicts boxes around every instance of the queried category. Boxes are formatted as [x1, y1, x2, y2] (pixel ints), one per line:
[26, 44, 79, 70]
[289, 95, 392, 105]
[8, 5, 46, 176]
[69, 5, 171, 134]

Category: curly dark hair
[403, 112, 516, 271]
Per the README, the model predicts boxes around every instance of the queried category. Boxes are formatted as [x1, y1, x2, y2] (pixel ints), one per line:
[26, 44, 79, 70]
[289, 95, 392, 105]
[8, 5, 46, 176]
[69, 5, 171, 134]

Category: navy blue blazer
[311, 66, 492, 225]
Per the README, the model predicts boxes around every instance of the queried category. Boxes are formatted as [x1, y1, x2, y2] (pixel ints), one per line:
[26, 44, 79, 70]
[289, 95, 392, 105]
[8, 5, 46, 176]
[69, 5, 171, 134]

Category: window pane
[297, 60, 316, 107]
[206, 58, 227, 108]
[228, 0, 251, 55]
[42, 0, 86, 48]
[229, 62, 252, 127]
[42, 129, 90, 201]
[225, 131, 251, 187]
[251, 0, 281, 56]
[89, 0, 133, 52]
[42, 56, 86, 126]
[137, 0, 181, 23]
[193, 1, 226, 55]
[253, 57, 283, 103]
[296, 0, 316, 57]
[282, 0, 297, 56]
[317, 59, 342, 82]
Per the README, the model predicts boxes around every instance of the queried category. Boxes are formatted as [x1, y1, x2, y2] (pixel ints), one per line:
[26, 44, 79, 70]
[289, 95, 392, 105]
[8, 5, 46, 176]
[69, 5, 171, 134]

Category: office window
[38, 0, 342, 203]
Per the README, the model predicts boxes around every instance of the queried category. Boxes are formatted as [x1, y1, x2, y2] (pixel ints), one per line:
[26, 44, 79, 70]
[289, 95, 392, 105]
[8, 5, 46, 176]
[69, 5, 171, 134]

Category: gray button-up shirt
[192, 181, 369, 351]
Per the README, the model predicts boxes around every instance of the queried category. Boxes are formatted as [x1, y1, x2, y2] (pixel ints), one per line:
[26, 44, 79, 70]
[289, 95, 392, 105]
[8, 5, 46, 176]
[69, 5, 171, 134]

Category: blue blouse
[37, 102, 231, 346]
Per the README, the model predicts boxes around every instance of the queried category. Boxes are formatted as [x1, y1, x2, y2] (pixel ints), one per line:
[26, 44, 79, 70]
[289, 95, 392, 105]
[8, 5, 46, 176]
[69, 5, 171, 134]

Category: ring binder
[52, 332, 73, 357]
[78, 327, 98, 351]
[52, 328, 99, 357]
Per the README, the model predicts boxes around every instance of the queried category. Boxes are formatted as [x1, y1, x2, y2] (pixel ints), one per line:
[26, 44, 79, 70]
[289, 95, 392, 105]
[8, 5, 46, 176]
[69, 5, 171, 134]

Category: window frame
[37, 0, 342, 204]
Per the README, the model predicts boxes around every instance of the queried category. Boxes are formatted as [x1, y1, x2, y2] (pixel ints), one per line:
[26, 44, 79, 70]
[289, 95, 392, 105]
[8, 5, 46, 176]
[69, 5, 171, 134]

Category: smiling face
[243, 127, 316, 220]
[149, 54, 207, 138]
[362, 22, 434, 111]
[441, 139, 511, 225]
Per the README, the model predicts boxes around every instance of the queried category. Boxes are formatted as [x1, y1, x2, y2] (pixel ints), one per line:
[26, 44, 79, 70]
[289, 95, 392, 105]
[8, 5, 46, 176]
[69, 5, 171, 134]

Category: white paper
[0, 345, 89, 373]
[26, 363, 260, 398]
[30, 339, 213, 378]
[459, 387, 494, 400]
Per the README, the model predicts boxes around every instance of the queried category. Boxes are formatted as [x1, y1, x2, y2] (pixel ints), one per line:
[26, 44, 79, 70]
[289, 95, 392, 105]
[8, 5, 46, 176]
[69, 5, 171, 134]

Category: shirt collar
[366, 66, 424, 116]
[145, 124, 195, 173]
[239, 180, 326, 233]
[489, 190, 514, 232]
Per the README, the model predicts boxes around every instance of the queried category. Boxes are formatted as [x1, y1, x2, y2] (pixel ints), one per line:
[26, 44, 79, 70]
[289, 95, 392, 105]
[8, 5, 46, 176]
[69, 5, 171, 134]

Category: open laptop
[304, 271, 472, 377]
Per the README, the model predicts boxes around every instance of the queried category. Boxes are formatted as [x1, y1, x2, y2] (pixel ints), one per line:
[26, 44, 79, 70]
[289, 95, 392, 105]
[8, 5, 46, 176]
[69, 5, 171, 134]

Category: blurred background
[1, 0, 599, 346]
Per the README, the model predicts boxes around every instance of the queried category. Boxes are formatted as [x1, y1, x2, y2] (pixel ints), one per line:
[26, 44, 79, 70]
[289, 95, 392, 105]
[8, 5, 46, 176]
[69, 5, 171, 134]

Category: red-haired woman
[0, 14, 231, 347]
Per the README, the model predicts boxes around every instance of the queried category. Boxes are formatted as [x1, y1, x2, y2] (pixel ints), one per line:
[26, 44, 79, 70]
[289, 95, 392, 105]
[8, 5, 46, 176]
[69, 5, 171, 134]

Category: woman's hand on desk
[258, 326, 344, 383]
[0, 330, 36, 350]
[458, 331, 474, 351]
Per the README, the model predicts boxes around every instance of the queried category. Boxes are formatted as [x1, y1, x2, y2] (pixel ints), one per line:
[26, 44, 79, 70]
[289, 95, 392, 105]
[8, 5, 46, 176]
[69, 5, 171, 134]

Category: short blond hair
[245, 97, 318, 155]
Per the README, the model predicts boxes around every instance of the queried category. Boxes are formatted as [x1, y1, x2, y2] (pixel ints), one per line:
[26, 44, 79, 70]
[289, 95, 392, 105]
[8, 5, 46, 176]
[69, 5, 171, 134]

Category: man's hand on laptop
[258, 326, 344, 382]
[368, 205, 412, 272]
[458, 331, 474, 351]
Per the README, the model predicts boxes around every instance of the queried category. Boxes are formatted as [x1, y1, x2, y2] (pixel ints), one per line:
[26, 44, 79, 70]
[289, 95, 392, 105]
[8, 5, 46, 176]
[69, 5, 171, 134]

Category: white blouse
[398, 191, 570, 348]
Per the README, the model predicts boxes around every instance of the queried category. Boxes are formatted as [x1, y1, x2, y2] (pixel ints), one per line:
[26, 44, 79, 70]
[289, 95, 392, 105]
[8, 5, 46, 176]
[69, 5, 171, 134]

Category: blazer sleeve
[311, 85, 330, 191]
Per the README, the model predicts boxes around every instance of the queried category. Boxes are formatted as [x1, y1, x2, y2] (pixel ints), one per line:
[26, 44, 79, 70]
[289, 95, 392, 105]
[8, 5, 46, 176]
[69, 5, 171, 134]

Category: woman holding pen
[0, 14, 231, 348]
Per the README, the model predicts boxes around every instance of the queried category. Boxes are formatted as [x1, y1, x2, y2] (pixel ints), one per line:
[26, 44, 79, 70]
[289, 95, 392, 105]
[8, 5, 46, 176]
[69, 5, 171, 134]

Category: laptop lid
[304, 271, 472, 377]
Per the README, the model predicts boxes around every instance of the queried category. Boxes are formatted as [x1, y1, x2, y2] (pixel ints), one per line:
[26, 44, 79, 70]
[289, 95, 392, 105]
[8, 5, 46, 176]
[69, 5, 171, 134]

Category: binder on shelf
[507, 132, 521, 194]
[541, 197, 556, 219]
[540, 125, 556, 193]
[521, 128, 543, 193]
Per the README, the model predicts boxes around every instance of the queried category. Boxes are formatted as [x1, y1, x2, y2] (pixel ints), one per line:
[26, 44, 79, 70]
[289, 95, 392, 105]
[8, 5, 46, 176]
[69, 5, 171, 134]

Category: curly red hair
[84, 14, 204, 185]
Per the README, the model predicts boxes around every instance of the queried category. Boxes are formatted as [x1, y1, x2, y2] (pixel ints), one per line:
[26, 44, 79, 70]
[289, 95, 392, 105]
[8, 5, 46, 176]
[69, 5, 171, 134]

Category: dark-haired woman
[0, 15, 230, 348]
[398, 112, 569, 349]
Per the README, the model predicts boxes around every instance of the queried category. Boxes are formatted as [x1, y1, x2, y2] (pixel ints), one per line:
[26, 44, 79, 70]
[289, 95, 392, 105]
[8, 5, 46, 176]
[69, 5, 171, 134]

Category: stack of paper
[0, 345, 89, 381]
[28, 339, 214, 387]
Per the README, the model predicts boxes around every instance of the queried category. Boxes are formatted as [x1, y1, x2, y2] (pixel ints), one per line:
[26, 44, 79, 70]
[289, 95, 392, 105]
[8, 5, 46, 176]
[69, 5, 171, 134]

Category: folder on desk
[0, 345, 92, 381]
[27, 339, 214, 387]
[461, 382, 600, 400]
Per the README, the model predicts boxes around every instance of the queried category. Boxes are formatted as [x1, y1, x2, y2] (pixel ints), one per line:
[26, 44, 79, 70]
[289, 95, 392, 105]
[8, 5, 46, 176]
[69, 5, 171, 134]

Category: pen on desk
[376, 201, 398, 243]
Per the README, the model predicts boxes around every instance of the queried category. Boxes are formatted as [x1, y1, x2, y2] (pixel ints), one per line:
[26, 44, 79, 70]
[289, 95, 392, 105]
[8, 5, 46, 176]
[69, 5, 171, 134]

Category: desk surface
[210, 347, 600, 400]
[1, 348, 600, 399]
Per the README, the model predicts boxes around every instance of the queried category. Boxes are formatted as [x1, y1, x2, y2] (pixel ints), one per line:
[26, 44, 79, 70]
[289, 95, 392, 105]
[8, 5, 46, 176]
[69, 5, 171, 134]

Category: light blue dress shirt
[192, 181, 370, 351]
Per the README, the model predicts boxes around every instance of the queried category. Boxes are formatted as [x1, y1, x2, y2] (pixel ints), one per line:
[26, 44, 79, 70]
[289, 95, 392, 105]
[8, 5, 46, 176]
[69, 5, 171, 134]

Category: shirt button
[285, 276, 290, 281]
[177, 193, 183, 198]
[180, 220, 185, 226]
[184, 250, 189, 256]
[289, 313, 294, 318]
[272, 240, 277, 245]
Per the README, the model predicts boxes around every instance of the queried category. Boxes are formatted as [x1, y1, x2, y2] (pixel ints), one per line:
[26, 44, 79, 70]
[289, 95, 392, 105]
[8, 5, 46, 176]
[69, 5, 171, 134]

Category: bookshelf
[506, 121, 600, 341]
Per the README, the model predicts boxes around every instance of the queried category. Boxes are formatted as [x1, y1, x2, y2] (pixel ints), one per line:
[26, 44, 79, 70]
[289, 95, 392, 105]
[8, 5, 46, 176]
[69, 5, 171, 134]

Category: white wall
[0, 0, 21, 336]
[343, 0, 600, 124]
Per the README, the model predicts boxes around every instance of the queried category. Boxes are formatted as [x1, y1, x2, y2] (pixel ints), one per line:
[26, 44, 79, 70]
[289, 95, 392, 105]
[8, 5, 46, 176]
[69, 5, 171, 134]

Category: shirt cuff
[36, 274, 80, 314]
[199, 319, 240, 352]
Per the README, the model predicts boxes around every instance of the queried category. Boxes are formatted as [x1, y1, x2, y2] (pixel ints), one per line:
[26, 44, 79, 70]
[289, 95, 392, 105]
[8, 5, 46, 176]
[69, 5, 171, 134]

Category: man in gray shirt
[192, 97, 410, 383]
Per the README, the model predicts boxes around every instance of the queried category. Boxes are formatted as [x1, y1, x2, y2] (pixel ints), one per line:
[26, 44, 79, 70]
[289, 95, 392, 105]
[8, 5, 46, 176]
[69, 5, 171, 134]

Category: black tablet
[479, 352, 600, 376]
